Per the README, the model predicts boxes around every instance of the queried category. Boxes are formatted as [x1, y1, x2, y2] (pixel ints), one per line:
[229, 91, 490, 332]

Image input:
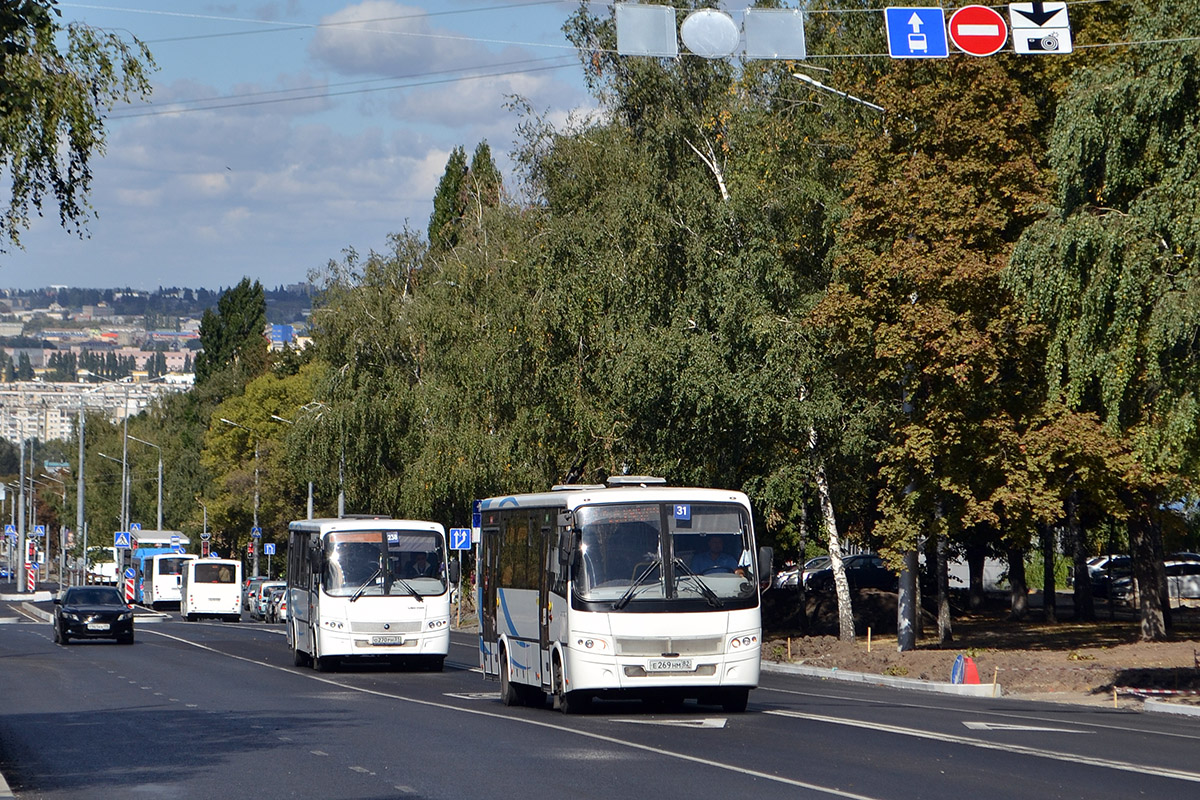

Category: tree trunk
[1007, 546, 1028, 621]
[1041, 524, 1057, 624]
[1131, 506, 1169, 641]
[966, 543, 987, 611]
[1068, 491, 1094, 622]
[815, 455, 854, 642]
[937, 532, 952, 644]
[797, 504, 810, 634]
[897, 549, 917, 651]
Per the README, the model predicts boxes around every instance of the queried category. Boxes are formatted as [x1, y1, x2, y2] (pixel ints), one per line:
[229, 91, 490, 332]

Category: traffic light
[247, 541, 254, 554]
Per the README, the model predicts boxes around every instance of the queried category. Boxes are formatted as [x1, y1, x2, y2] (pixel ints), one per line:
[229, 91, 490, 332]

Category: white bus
[180, 558, 243, 622]
[477, 477, 772, 713]
[286, 517, 457, 672]
[138, 552, 198, 609]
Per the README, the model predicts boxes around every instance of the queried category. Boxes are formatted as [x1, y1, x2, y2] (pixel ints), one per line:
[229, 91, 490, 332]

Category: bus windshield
[572, 502, 756, 605]
[156, 556, 191, 576]
[323, 529, 447, 597]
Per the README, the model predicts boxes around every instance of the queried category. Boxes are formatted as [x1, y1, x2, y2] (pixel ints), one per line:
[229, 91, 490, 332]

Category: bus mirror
[758, 546, 774, 587]
[447, 560, 461, 583]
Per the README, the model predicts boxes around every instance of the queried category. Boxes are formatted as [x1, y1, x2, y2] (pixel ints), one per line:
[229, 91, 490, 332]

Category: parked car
[53, 585, 135, 645]
[265, 587, 285, 623]
[1112, 560, 1200, 605]
[252, 581, 285, 620]
[268, 588, 289, 624]
[244, 577, 272, 612]
[804, 553, 897, 593]
[1089, 555, 1132, 598]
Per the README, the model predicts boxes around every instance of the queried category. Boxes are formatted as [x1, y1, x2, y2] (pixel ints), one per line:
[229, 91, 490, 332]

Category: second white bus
[477, 476, 771, 713]
[286, 517, 458, 671]
[180, 558, 243, 622]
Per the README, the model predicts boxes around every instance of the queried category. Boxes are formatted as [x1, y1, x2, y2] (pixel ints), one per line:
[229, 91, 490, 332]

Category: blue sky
[3, 1, 600, 291]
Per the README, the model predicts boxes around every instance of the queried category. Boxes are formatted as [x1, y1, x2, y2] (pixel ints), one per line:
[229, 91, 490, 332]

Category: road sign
[885, 7, 949, 59]
[32, 525, 45, 538]
[114, 531, 132, 549]
[27, 562, 36, 592]
[123, 568, 136, 602]
[264, 543, 275, 555]
[449, 528, 472, 551]
[4, 524, 14, 539]
[949, 5, 1008, 56]
[200, 531, 211, 541]
[251, 526, 262, 538]
[172, 545, 185, 554]
[130, 522, 141, 532]
[1009, 2, 1072, 54]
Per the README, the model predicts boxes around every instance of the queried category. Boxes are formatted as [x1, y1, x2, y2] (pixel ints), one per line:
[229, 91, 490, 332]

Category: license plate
[87, 623, 110, 631]
[370, 635, 404, 645]
[646, 658, 693, 672]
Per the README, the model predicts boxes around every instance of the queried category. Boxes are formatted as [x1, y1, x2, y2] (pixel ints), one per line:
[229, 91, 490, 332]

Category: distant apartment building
[0, 380, 186, 443]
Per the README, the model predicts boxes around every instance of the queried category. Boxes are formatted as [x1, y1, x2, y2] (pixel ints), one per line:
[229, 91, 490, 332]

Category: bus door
[479, 514, 500, 676]
[538, 510, 554, 689]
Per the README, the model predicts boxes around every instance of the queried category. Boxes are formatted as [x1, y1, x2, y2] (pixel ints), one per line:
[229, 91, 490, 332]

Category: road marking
[767, 710, 1200, 784]
[963, 721, 1090, 733]
[349, 766, 373, 774]
[444, 692, 498, 700]
[140, 628, 886, 799]
[310, 750, 328, 756]
[612, 718, 727, 729]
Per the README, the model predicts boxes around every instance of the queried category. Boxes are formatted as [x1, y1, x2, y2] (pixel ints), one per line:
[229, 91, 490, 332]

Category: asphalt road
[2, 607, 1200, 799]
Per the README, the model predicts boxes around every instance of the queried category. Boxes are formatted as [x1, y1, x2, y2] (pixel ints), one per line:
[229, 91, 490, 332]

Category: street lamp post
[38, 474, 67, 586]
[196, 498, 208, 556]
[17, 438, 26, 593]
[269, 414, 313, 519]
[220, 418, 259, 579]
[127, 435, 163, 531]
[97, 451, 131, 576]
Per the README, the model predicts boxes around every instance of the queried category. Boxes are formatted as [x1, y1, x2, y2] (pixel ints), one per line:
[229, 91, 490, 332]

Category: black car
[805, 553, 898, 593]
[53, 586, 135, 645]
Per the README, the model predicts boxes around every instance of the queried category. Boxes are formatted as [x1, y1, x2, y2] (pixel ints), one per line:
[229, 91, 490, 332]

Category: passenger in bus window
[691, 536, 738, 574]
[406, 552, 436, 578]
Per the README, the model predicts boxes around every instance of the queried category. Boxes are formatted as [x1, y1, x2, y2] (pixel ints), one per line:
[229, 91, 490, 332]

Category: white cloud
[308, 1, 476, 76]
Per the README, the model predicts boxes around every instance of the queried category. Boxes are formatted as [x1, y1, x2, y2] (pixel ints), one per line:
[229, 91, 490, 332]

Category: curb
[761, 659, 1002, 698]
[1143, 699, 1200, 717]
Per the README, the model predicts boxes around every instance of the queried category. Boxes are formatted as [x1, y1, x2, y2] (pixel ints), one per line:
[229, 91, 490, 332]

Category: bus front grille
[614, 636, 724, 657]
[350, 621, 422, 634]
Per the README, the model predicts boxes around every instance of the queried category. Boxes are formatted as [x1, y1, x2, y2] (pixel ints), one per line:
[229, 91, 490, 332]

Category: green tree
[1005, 0, 1200, 640]
[0, 0, 155, 253]
[428, 146, 468, 252]
[193, 278, 269, 389]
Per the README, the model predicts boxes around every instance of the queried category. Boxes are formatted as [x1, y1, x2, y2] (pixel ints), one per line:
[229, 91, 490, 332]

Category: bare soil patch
[763, 589, 1200, 707]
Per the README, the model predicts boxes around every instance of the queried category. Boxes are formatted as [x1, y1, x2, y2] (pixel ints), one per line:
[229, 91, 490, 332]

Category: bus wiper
[614, 558, 661, 610]
[350, 565, 382, 603]
[390, 575, 424, 602]
[673, 558, 723, 608]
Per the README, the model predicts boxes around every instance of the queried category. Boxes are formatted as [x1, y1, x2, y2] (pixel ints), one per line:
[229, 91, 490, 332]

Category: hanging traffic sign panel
[1009, 2, 1072, 54]
[949, 5, 1008, 56]
[885, 7, 949, 58]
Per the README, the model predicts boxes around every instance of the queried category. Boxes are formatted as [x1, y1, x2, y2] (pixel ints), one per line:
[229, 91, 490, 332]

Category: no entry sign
[949, 5, 1008, 56]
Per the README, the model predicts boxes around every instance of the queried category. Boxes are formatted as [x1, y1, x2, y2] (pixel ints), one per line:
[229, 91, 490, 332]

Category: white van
[180, 558, 243, 622]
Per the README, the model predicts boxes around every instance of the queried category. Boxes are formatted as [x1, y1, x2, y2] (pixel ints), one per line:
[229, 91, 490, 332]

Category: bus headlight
[575, 636, 610, 652]
[729, 634, 758, 651]
[426, 618, 448, 630]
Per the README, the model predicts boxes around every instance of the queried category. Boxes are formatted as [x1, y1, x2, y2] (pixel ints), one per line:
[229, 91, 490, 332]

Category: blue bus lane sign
[885, 7, 949, 58]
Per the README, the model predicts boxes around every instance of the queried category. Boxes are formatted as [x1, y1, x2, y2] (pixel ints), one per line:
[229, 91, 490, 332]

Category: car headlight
[61, 612, 80, 622]
[118, 612, 134, 621]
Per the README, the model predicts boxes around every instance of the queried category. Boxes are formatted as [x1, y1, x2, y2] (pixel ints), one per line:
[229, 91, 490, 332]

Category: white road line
[766, 710, 1200, 784]
[140, 628, 883, 799]
[759, 684, 1200, 741]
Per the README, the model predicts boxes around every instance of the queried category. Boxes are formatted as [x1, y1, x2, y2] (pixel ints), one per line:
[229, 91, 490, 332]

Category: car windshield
[65, 588, 124, 605]
[572, 502, 756, 605]
[323, 529, 447, 597]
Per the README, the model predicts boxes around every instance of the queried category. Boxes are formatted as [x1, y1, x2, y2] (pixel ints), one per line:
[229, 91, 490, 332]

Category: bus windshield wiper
[614, 558, 661, 610]
[389, 574, 424, 602]
[349, 565, 382, 603]
[673, 558, 723, 608]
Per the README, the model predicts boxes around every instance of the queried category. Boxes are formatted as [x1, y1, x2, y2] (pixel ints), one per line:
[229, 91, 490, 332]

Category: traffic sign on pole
[949, 5, 1008, 56]
[114, 531, 132, 549]
[251, 526, 262, 539]
[449, 528, 472, 551]
[885, 7, 949, 59]
[264, 543, 275, 555]
[1009, 2, 1072, 54]
[123, 567, 136, 603]
[32, 525, 45, 538]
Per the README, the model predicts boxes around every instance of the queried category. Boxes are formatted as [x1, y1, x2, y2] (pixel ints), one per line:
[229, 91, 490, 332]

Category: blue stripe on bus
[498, 589, 531, 669]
